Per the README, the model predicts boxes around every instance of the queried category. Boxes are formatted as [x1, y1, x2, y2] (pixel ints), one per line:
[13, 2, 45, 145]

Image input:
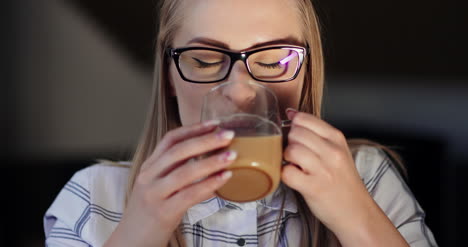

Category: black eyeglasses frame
[166, 45, 309, 83]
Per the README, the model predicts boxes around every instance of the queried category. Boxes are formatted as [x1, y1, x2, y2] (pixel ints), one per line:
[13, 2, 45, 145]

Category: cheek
[267, 72, 305, 117]
[169, 65, 215, 125]
[177, 88, 204, 125]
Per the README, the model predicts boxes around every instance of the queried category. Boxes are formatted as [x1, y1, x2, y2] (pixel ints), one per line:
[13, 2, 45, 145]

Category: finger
[281, 164, 310, 194]
[153, 129, 235, 178]
[167, 170, 233, 212]
[283, 143, 320, 174]
[286, 108, 298, 120]
[152, 120, 220, 162]
[159, 150, 237, 198]
[288, 124, 329, 155]
[292, 112, 346, 144]
[142, 120, 220, 171]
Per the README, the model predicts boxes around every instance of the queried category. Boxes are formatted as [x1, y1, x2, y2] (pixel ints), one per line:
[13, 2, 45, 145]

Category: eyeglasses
[166, 45, 308, 83]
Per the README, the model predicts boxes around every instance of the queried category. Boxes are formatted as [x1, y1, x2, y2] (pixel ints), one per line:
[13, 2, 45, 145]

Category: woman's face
[169, 0, 306, 125]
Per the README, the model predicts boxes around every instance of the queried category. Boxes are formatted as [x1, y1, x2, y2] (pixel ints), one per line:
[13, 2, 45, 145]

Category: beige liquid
[216, 135, 282, 202]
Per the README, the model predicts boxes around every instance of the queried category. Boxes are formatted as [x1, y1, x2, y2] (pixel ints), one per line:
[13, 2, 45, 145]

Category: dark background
[3, 0, 467, 246]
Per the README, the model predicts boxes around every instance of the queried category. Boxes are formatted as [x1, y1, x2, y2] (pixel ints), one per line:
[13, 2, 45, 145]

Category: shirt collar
[186, 183, 298, 225]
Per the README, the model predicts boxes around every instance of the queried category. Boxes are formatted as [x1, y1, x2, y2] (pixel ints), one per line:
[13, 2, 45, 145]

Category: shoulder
[77, 161, 132, 192]
[44, 161, 131, 246]
[352, 145, 399, 193]
[352, 145, 415, 213]
[352, 146, 439, 246]
[74, 160, 132, 181]
[65, 161, 131, 205]
[58, 160, 131, 211]
[353, 145, 389, 176]
[86, 161, 131, 210]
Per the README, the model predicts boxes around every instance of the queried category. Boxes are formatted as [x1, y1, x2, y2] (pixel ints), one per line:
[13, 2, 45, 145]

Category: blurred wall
[11, 0, 152, 160]
[6, 0, 152, 245]
[325, 76, 468, 162]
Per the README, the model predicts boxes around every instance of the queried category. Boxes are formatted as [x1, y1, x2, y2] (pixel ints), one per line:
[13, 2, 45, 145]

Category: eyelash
[257, 62, 282, 69]
[192, 57, 282, 70]
[193, 57, 224, 68]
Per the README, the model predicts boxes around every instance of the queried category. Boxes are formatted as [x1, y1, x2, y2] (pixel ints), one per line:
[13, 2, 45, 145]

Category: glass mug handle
[280, 119, 292, 165]
[281, 119, 292, 128]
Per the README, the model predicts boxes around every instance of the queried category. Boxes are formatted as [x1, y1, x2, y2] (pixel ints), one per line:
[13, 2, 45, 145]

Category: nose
[222, 61, 257, 110]
[222, 81, 256, 110]
[227, 60, 253, 83]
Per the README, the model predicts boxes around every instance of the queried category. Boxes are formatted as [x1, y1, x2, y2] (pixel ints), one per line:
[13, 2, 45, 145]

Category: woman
[44, 0, 438, 246]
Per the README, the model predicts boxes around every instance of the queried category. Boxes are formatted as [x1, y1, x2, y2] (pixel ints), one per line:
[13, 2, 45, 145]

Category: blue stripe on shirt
[90, 208, 121, 222]
[74, 204, 121, 236]
[366, 157, 390, 188]
[257, 212, 298, 233]
[365, 157, 388, 187]
[75, 205, 91, 235]
[258, 214, 299, 237]
[181, 223, 258, 239]
[69, 180, 90, 194]
[200, 197, 218, 204]
[225, 203, 242, 210]
[91, 204, 122, 216]
[181, 213, 297, 244]
[66, 182, 90, 199]
[367, 159, 391, 193]
[63, 187, 90, 203]
[183, 230, 259, 245]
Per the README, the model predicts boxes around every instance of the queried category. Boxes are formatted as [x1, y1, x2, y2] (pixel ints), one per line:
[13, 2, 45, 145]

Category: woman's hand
[105, 121, 236, 247]
[281, 109, 408, 247]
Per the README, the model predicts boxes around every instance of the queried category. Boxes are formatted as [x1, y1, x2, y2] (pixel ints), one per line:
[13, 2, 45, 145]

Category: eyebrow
[186, 36, 305, 50]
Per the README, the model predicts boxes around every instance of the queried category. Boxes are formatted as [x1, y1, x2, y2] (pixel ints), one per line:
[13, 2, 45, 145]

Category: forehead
[174, 0, 303, 50]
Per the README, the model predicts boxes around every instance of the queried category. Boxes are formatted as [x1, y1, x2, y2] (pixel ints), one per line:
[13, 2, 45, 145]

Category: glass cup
[201, 81, 290, 202]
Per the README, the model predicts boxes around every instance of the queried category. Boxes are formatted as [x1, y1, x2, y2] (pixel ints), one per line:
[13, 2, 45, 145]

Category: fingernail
[202, 119, 221, 127]
[286, 108, 298, 120]
[217, 130, 235, 140]
[219, 150, 237, 162]
[220, 170, 233, 180]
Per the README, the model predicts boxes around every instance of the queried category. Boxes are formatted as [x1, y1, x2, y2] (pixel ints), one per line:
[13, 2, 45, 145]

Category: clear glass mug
[201, 81, 290, 202]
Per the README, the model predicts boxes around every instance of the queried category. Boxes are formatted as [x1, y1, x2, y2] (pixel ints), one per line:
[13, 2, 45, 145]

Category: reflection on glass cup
[201, 81, 288, 202]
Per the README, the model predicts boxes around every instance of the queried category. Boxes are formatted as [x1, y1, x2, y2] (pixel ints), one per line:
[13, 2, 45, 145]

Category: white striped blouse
[44, 146, 438, 246]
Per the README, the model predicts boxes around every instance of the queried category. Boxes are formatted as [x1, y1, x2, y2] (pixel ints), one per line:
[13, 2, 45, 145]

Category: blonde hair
[126, 0, 403, 246]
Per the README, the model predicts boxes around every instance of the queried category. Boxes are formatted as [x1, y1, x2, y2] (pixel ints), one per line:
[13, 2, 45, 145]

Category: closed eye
[256, 62, 282, 69]
[192, 57, 224, 68]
